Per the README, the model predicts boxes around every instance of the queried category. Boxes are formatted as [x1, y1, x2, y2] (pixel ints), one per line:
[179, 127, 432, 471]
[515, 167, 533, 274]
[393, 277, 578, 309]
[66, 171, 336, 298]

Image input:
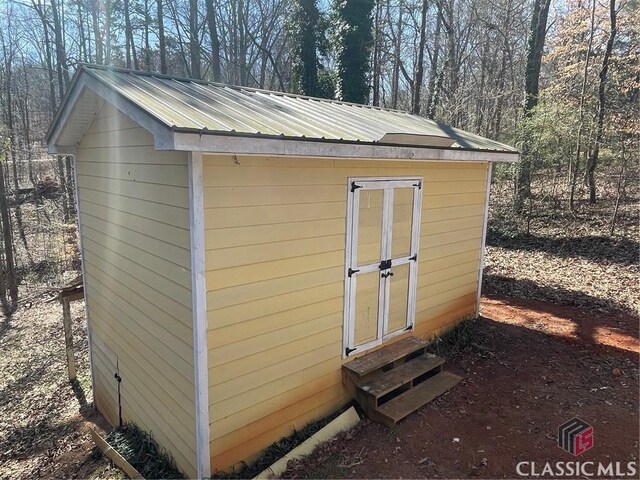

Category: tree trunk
[205, 0, 222, 82]
[412, 0, 428, 114]
[425, 3, 442, 119]
[0, 152, 18, 307]
[514, 0, 551, 212]
[372, 0, 382, 106]
[569, 0, 596, 209]
[156, 0, 167, 73]
[586, 0, 617, 204]
[390, 0, 403, 109]
[189, 0, 201, 79]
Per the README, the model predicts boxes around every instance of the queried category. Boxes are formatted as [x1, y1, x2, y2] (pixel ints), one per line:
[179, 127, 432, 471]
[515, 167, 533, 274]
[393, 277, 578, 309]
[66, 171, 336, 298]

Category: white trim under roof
[174, 133, 518, 162]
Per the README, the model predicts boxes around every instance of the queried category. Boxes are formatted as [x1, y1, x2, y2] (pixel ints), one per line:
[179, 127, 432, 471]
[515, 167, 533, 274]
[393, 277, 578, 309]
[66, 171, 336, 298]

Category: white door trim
[343, 177, 422, 358]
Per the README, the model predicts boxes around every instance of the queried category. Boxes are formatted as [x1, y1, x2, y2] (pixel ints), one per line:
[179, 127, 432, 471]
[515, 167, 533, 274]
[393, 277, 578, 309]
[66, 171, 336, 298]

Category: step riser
[358, 363, 443, 407]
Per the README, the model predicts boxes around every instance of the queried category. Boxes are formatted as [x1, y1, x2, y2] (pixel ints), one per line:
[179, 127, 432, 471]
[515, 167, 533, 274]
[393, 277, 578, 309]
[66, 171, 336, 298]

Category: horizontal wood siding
[76, 104, 197, 478]
[205, 155, 487, 471]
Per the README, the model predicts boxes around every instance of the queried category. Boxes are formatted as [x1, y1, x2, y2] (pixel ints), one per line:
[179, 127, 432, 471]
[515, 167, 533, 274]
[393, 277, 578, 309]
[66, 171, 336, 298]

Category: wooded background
[0, 0, 637, 312]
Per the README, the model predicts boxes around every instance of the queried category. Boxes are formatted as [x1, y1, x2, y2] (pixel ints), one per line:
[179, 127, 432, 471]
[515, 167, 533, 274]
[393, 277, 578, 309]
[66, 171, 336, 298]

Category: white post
[476, 162, 493, 318]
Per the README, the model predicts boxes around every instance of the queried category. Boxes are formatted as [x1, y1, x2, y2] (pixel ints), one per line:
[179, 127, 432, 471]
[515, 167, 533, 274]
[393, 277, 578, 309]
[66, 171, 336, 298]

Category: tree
[514, 0, 552, 212]
[289, 0, 321, 96]
[585, 0, 617, 204]
[334, 0, 375, 104]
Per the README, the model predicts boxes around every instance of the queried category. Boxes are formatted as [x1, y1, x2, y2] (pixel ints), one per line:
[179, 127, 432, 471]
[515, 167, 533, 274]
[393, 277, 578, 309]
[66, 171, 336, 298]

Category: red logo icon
[558, 417, 594, 456]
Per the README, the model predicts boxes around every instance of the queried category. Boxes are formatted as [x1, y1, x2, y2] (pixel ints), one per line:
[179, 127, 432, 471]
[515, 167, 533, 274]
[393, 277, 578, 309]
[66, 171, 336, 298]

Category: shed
[47, 65, 519, 478]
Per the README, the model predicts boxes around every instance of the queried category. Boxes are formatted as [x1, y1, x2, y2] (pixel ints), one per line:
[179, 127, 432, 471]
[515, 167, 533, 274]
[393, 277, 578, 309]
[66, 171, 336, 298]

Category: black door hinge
[413, 181, 422, 189]
[114, 372, 122, 383]
[345, 347, 357, 356]
[379, 259, 392, 270]
[404, 324, 414, 331]
[348, 267, 360, 277]
[351, 182, 363, 192]
[409, 253, 417, 262]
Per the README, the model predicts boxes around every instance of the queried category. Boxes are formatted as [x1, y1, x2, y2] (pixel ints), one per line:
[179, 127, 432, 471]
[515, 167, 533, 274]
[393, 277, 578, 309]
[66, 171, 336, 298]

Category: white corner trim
[188, 151, 211, 479]
[476, 162, 493, 318]
[72, 154, 97, 398]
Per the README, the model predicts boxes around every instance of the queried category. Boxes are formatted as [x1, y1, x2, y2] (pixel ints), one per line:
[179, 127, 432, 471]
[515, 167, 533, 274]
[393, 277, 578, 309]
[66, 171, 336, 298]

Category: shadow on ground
[484, 272, 637, 316]
[487, 228, 639, 266]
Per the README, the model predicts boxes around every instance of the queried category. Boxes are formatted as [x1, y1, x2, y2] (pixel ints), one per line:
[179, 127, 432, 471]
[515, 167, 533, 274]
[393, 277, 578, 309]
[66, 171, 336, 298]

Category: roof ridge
[80, 63, 414, 115]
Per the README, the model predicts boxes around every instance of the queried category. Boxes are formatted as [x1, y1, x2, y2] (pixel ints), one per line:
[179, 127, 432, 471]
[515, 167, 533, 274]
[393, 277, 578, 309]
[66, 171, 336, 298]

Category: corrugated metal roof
[73, 65, 517, 153]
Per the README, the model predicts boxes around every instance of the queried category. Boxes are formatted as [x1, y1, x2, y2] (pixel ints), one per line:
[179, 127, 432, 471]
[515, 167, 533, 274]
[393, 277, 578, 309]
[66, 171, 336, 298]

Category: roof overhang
[172, 131, 518, 162]
[47, 67, 519, 163]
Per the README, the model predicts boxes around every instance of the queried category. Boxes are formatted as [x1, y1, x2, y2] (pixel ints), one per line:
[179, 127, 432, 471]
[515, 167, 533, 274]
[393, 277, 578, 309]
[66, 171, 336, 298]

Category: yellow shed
[47, 65, 519, 478]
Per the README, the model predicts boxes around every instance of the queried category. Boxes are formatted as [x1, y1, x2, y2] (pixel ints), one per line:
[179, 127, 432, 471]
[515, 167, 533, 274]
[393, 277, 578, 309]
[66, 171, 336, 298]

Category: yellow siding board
[78, 187, 189, 229]
[77, 144, 190, 165]
[209, 336, 343, 387]
[419, 260, 480, 287]
[88, 113, 141, 133]
[205, 234, 345, 271]
[211, 390, 347, 472]
[82, 225, 191, 290]
[85, 278, 194, 373]
[208, 282, 343, 329]
[82, 239, 192, 310]
[207, 250, 343, 290]
[209, 312, 340, 367]
[423, 192, 485, 210]
[80, 126, 153, 149]
[422, 215, 484, 235]
[77, 105, 195, 478]
[421, 250, 480, 273]
[209, 297, 343, 347]
[78, 173, 189, 207]
[207, 267, 342, 310]
[209, 343, 338, 403]
[88, 316, 196, 425]
[422, 204, 485, 222]
[203, 164, 486, 187]
[210, 371, 343, 439]
[79, 200, 190, 249]
[80, 212, 190, 267]
[76, 160, 188, 187]
[205, 202, 346, 228]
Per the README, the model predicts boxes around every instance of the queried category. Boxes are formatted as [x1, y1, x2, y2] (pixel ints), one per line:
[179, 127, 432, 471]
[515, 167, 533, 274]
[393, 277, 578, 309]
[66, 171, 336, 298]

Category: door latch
[379, 259, 392, 270]
[381, 271, 394, 278]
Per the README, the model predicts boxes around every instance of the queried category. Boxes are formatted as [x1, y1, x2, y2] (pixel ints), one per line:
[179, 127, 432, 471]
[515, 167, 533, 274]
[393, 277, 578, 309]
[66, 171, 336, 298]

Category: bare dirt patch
[283, 296, 639, 479]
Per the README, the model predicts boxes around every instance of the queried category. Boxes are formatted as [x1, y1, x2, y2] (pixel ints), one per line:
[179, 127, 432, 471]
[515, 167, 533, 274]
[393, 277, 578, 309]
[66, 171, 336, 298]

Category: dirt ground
[283, 295, 639, 479]
[0, 288, 122, 480]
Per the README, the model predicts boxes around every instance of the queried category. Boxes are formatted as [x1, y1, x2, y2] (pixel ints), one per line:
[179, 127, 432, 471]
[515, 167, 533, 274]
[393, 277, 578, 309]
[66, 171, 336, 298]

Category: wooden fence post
[61, 296, 76, 381]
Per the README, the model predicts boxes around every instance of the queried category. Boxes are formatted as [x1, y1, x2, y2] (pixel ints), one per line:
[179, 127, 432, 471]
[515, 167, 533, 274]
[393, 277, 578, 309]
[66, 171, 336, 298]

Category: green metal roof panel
[78, 65, 518, 153]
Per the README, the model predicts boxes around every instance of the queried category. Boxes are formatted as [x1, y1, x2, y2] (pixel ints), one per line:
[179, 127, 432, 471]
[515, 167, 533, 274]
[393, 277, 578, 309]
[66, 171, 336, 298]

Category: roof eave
[171, 131, 520, 162]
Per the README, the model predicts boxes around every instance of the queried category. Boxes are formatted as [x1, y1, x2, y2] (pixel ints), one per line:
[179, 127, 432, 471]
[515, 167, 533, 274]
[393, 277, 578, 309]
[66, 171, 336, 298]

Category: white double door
[344, 178, 422, 357]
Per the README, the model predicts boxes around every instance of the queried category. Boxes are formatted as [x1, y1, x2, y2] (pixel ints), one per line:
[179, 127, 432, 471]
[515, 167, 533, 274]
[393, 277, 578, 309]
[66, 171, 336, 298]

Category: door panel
[385, 263, 411, 335]
[353, 271, 382, 346]
[391, 188, 415, 258]
[357, 189, 384, 265]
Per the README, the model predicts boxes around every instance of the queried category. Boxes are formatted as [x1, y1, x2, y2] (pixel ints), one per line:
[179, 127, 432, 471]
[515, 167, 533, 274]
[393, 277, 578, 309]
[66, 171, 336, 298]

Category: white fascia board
[172, 132, 520, 163]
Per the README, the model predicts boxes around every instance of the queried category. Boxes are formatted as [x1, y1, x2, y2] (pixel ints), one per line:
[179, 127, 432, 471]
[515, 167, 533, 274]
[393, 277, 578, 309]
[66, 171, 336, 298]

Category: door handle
[381, 271, 394, 278]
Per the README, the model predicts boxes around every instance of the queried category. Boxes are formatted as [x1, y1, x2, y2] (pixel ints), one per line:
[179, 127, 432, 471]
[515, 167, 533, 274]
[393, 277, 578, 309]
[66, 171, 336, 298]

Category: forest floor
[0, 288, 121, 480]
[0, 190, 637, 479]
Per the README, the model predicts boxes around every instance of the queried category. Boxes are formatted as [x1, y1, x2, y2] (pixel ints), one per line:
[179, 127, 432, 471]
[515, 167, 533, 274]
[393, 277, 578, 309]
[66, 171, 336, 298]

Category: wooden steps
[342, 337, 461, 427]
